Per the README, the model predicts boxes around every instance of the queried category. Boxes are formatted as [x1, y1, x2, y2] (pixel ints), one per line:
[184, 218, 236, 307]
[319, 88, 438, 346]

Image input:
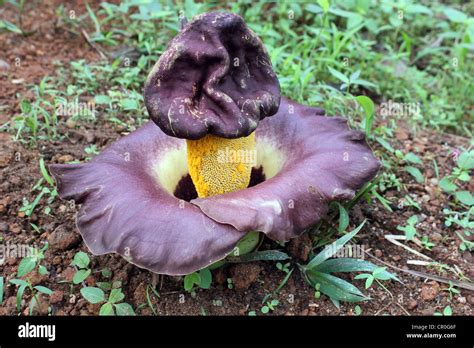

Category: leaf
[317, 0, 329, 13]
[439, 177, 457, 193]
[372, 267, 387, 277]
[375, 137, 395, 153]
[9, 279, 28, 287]
[355, 96, 375, 135]
[39, 158, 54, 186]
[233, 231, 260, 256]
[365, 276, 374, 289]
[457, 152, 474, 170]
[306, 271, 368, 302]
[403, 152, 422, 165]
[405, 166, 424, 183]
[455, 191, 474, 206]
[99, 302, 115, 316]
[328, 67, 349, 84]
[444, 8, 467, 23]
[115, 302, 135, 316]
[306, 4, 323, 14]
[73, 269, 91, 284]
[354, 274, 370, 279]
[17, 257, 36, 277]
[38, 265, 48, 276]
[407, 215, 418, 225]
[108, 288, 125, 304]
[337, 203, 349, 232]
[73, 252, 90, 269]
[34, 286, 53, 295]
[184, 272, 200, 292]
[399, 225, 417, 240]
[86, 3, 101, 33]
[17, 284, 27, 312]
[226, 250, 290, 263]
[120, 98, 139, 111]
[94, 95, 111, 104]
[199, 269, 212, 289]
[443, 306, 452, 316]
[314, 258, 399, 282]
[0, 20, 22, 34]
[81, 287, 105, 304]
[406, 4, 432, 15]
[305, 220, 366, 270]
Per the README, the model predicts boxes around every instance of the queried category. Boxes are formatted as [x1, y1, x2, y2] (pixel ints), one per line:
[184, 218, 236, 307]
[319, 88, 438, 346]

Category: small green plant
[183, 268, 212, 292]
[300, 221, 399, 308]
[397, 215, 418, 241]
[9, 243, 53, 315]
[354, 267, 393, 289]
[439, 149, 474, 251]
[434, 306, 452, 316]
[354, 305, 362, 316]
[80, 286, 135, 316]
[314, 283, 321, 299]
[71, 251, 91, 285]
[276, 262, 291, 273]
[84, 144, 100, 160]
[420, 236, 435, 250]
[441, 282, 460, 300]
[261, 299, 279, 314]
[226, 277, 234, 290]
[19, 158, 58, 216]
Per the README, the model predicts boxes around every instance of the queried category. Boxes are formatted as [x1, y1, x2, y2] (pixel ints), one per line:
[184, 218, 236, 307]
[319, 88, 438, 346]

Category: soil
[0, 1, 472, 316]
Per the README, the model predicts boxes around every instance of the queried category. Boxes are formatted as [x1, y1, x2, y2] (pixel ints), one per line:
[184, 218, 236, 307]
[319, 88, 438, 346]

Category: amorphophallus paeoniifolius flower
[49, 12, 380, 276]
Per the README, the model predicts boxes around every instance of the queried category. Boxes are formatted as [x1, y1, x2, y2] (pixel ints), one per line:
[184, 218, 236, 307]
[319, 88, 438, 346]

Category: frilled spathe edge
[50, 97, 380, 275]
[191, 97, 381, 241]
[50, 124, 244, 275]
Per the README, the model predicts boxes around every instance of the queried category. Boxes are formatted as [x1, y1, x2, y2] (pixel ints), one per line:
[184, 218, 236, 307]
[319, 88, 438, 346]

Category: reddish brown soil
[0, 1, 472, 316]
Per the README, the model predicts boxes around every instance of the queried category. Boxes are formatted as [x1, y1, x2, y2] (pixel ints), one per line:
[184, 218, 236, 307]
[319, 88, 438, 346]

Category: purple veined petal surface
[49, 124, 244, 276]
[191, 97, 381, 242]
[144, 11, 280, 140]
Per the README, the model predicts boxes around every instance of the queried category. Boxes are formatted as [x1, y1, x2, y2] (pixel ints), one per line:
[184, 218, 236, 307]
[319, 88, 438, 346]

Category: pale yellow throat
[186, 133, 255, 198]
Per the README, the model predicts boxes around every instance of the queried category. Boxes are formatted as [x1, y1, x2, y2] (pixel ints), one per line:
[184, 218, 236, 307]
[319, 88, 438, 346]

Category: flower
[50, 12, 380, 275]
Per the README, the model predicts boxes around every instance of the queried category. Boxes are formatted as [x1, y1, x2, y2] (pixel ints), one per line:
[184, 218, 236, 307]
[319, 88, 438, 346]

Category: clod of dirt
[60, 268, 76, 283]
[57, 154, 74, 163]
[132, 283, 147, 306]
[287, 233, 312, 261]
[407, 299, 418, 310]
[0, 59, 10, 71]
[0, 297, 17, 315]
[50, 290, 64, 304]
[48, 225, 81, 251]
[229, 263, 262, 291]
[25, 270, 48, 286]
[421, 281, 440, 301]
[0, 221, 9, 233]
[421, 308, 435, 315]
[31, 295, 50, 315]
[212, 268, 227, 285]
[430, 232, 442, 242]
